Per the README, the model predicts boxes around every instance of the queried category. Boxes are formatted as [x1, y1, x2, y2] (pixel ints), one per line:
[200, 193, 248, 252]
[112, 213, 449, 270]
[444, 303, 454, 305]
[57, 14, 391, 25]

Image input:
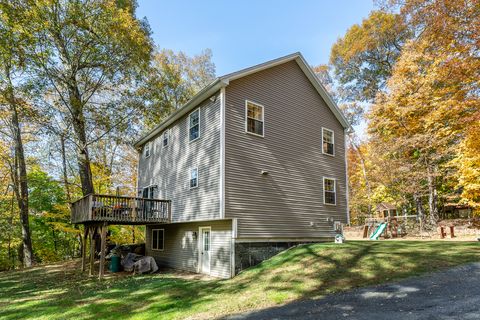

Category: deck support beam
[99, 223, 107, 280]
[89, 226, 96, 276]
[81, 226, 89, 272]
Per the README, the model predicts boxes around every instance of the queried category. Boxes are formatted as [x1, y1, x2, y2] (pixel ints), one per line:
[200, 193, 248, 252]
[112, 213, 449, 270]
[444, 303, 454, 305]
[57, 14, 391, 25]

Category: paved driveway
[228, 262, 480, 320]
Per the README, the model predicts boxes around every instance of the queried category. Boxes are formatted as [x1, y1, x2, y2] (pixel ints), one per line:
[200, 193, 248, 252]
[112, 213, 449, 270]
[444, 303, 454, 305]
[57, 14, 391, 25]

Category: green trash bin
[110, 256, 121, 273]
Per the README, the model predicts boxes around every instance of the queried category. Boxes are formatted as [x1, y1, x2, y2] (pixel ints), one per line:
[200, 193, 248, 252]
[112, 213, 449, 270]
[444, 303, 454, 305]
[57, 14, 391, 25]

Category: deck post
[168, 200, 172, 221]
[89, 226, 96, 276]
[132, 197, 137, 220]
[81, 226, 89, 272]
[99, 223, 107, 280]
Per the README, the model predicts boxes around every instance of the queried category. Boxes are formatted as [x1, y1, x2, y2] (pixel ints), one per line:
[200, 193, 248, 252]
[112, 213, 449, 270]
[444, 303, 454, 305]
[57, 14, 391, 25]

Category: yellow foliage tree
[454, 121, 480, 213]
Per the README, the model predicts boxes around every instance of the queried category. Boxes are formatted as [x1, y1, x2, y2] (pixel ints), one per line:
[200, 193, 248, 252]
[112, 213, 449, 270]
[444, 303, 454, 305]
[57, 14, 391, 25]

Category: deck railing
[71, 194, 171, 224]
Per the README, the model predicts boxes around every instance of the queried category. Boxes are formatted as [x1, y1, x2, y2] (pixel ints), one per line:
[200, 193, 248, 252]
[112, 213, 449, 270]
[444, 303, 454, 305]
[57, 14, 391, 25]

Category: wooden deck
[71, 194, 171, 225]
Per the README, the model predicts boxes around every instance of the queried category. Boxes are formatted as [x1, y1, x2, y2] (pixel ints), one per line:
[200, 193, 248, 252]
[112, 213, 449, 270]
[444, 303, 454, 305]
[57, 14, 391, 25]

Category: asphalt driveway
[228, 262, 480, 320]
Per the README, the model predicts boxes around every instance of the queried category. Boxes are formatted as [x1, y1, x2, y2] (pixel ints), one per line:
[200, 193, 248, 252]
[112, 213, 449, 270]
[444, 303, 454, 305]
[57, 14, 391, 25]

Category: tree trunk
[68, 82, 94, 196]
[77, 232, 83, 258]
[61, 132, 83, 257]
[9, 189, 14, 268]
[427, 165, 438, 225]
[6, 68, 34, 267]
[52, 229, 57, 254]
[349, 137, 373, 216]
[414, 193, 425, 221]
[60, 133, 71, 202]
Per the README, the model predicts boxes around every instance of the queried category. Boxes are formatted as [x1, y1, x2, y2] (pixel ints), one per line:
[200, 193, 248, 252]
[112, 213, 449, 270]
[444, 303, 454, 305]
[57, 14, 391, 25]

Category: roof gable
[219, 53, 351, 131]
[134, 52, 352, 147]
[376, 202, 397, 211]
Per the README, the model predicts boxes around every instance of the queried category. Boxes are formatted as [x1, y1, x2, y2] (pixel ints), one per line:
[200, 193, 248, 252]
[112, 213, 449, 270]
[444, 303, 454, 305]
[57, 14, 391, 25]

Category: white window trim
[190, 167, 199, 189]
[197, 226, 211, 274]
[151, 228, 164, 251]
[162, 129, 170, 148]
[144, 141, 152, 158]
[323, 177, 337, 206]
[322, 127, 335, 156]
[245, 100, 265, 137]
[189, 108, 201, 142]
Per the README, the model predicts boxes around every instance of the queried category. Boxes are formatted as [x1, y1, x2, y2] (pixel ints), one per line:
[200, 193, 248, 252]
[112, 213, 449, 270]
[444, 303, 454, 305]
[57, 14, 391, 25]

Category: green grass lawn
[1, 241, 479, 320]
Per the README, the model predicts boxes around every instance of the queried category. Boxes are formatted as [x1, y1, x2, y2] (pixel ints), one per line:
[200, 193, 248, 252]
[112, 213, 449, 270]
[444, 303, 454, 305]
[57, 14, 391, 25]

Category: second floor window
[322, 128, 334, 156]
[246, 101, 264, 137]
[190, 167, 198, 189]
[189, 109, 200, 141]
[323, 177, 336, 205]
[144, 142, 151, 158]
[162, 130, 169, 148]
[142, 185, 156, 199]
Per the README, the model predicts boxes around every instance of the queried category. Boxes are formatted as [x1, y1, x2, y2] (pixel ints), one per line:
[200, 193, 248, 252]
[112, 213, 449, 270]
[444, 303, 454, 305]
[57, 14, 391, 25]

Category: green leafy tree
[21, 0, 153, 196]
[28, 166, 78, 262]
[140, 49, 215, 129]
[0, 1, 35, 267]
[0, 140, 21, 270]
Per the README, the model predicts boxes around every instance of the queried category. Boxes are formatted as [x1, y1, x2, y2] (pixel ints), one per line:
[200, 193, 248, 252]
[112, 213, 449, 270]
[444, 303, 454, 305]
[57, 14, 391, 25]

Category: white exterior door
[199, 227, 211, 274]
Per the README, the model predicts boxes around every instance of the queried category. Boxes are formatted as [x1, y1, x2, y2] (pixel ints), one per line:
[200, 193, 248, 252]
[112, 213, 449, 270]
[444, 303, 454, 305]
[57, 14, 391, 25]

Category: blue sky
[137, 1, 375, 75]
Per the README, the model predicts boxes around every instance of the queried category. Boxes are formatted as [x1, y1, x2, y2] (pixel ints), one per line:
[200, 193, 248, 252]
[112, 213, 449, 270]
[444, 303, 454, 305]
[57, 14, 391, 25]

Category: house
[133, 52, 351, 278]
[375, 203, 398, 218]
[71, 52, 351, 279]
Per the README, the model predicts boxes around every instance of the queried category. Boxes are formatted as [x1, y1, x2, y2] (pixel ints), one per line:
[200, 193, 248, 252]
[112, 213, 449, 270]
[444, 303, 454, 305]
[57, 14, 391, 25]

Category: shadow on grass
[0, 241, 479, 320]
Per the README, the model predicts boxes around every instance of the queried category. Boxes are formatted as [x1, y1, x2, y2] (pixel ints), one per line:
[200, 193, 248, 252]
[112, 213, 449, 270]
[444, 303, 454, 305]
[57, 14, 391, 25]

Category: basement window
[323, 177, 336, 205]
[246, 100, 264, 137]
[152, 229, 164, 251]
[322, 128, 334, 156]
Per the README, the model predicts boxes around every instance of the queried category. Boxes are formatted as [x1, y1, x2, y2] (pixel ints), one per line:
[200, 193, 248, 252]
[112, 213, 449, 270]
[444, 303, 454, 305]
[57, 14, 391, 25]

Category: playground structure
[363, 215, 418, 240]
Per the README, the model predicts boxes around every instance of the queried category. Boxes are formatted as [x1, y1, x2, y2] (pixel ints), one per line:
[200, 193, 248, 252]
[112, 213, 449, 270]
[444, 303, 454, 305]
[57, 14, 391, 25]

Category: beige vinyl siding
[145, 220, 233, 278]
[138, 93, 222, 222]
[224, 60, 347, 239]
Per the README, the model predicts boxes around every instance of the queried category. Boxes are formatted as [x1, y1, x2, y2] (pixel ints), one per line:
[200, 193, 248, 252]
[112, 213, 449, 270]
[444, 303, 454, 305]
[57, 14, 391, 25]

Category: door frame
[198, 226, 211, 275]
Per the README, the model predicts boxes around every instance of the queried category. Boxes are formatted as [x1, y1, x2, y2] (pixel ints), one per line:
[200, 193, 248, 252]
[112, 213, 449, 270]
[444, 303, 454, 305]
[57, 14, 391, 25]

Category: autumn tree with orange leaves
[333, 0, 480, 223]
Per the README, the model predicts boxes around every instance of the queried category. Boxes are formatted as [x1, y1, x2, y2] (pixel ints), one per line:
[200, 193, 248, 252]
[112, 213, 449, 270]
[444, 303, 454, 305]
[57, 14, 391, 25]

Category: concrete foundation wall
[234, 241, 319, 274]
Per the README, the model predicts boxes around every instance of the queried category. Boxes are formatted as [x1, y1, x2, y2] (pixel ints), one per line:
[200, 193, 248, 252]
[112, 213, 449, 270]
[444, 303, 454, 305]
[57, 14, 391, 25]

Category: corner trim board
[220, 88, 226, 219]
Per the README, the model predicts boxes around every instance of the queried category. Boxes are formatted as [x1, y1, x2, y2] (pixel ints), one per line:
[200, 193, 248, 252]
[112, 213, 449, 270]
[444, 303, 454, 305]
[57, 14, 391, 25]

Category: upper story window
[162, 129, 169, 148]
[152, 229, 164, 251]
[189, 109, 200, 141]
[143, 142, 151, 158]
[142, 185, 156, 199]
[323, 177, 336, 205]
[190, 167, 198, 189]
[322, 128, 335, 156]
[246, 100, 264, 137]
